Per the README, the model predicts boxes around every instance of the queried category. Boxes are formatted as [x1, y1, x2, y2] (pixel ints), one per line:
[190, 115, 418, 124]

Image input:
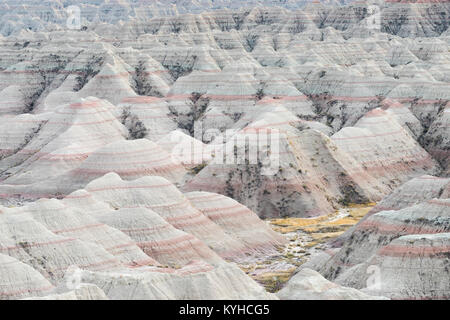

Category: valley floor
[239, 204, 375, 292]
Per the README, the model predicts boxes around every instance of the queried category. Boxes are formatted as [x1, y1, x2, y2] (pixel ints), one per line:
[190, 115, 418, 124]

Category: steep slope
[185, 111, 390, 218]
[0, 173, 285, 300]
[0, 1, 449, 300]
[331, 108, 441, 189]
[0, 253, 54, 300]
[314, 197, 450, 299]
[277, 268, 388, 300]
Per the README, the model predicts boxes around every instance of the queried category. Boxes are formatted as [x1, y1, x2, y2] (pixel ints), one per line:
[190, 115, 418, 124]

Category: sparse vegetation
[255, 88, 265, 101]
[120, 107, 148, 139]
[189, 163, 207, 175]
[74, 56, 104, 92]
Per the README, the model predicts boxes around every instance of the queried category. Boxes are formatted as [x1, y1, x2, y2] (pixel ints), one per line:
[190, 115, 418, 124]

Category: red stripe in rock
[0, 285, 55, 297]
[52, 223, 105, 234]
[0, 238, 77, 251]
[378, 244, 450, 258]
[86, 183, 174, 192]
[358, 220, 443, 235]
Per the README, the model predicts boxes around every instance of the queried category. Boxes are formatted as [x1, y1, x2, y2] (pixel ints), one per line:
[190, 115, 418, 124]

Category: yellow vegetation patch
[326, 217, 358, 226]
[310, 231, 345, 241]
[347, 202, 376, 208]
[254, 269, 296, 293]
[270, 203, 375, 235]
[241, 204, 376, 293]
[270, 215, 330, 234]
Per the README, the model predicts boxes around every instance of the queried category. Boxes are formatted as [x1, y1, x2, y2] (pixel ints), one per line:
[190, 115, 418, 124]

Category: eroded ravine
[239, 204, 376, 292]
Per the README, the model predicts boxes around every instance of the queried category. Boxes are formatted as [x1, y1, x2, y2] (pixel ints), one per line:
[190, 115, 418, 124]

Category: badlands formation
[0, 0, 449, 300]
